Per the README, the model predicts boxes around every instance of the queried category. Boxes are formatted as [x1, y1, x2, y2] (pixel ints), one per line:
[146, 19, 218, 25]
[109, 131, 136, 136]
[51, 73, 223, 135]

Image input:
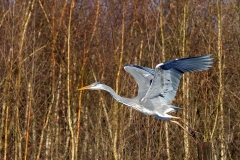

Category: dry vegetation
[0, 0, 240, 159]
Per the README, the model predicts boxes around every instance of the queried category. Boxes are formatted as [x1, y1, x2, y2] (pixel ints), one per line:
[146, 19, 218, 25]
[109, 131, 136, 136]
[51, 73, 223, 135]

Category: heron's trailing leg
[169, 117, 200, 143]
[170, 116, 198, 134]
[170, 120, 199, 143]
[177, 118, 202, 137]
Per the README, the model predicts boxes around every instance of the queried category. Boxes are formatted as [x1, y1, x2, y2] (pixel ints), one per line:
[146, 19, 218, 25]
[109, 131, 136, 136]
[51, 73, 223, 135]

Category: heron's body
[79, 54, 213, 121]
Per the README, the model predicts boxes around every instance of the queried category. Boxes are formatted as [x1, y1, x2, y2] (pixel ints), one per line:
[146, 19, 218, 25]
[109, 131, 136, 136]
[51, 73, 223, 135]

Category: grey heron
[79, 54, 213, 138]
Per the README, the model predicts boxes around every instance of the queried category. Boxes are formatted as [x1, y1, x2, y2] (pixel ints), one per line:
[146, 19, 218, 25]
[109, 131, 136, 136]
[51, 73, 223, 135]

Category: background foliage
[0, 0, 240, 159]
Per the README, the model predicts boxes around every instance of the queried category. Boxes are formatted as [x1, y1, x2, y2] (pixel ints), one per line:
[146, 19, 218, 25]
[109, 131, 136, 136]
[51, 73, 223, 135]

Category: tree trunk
[217, 1, 226, 159]
[181, 1, 190, 159]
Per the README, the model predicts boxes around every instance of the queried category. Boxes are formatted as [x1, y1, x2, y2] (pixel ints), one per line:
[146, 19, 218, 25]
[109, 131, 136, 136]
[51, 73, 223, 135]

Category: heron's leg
[170, 116, 199, 138]
[175, 118, 203, 142]
[170, 116, 200, 137]
[170, 120, 192, 135]
[177, 118, 196, 132]
[170, 120, 200, 143]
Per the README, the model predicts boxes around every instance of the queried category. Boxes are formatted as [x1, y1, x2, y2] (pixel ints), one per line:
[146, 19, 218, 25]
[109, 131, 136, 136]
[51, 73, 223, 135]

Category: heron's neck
[101, 84, 134, 107]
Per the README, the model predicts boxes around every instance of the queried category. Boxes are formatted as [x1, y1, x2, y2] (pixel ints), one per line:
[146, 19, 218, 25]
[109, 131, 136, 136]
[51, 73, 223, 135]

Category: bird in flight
[79, 54, 213, 138]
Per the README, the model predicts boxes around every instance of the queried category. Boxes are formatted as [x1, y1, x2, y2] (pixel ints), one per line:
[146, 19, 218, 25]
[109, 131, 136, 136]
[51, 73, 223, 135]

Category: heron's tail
[169, 105, 183, 112]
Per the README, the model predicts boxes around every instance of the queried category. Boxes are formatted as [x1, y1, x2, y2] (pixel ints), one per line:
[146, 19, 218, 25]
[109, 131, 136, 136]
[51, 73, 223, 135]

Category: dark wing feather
[141, 54, 213, 104]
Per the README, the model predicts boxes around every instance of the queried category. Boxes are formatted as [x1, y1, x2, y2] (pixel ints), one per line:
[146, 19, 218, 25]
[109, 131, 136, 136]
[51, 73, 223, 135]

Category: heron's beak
[78, 85, 91, 90]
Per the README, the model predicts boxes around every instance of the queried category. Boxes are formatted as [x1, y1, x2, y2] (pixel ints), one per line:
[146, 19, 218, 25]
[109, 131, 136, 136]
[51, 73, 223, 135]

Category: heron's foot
[190, 130, 196, 139]
[190, 130, 203, 141]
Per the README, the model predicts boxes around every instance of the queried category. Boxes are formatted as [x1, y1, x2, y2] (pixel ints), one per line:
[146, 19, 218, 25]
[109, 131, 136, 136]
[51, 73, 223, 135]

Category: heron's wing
[141, 54, 213, 104]
[124, 65, 154, 97]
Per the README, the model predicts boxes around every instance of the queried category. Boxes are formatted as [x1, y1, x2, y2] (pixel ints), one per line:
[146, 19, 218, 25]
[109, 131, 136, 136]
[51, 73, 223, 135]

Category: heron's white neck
[100, 84, 137, 107]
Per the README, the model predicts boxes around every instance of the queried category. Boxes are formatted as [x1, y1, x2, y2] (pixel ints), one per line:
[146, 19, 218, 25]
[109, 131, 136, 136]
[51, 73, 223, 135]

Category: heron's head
[78, 82, 104, 90]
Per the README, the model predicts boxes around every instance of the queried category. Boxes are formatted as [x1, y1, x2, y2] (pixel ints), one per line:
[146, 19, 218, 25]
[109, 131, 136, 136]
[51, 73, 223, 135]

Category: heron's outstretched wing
[124, 65, 154, 97]
[141, 54, 213, 104]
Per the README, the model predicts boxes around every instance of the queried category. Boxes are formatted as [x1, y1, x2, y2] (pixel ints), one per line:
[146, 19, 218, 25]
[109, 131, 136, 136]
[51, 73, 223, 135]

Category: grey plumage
[79, 54, 213, 121]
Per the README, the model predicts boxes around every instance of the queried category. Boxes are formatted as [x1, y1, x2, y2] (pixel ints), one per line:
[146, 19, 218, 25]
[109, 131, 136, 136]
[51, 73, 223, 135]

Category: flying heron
[79, 54, 213, 138]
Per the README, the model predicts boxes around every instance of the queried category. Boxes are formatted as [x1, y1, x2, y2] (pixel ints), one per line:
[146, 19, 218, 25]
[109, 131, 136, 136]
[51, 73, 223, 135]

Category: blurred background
[0, 0, 239, 159]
